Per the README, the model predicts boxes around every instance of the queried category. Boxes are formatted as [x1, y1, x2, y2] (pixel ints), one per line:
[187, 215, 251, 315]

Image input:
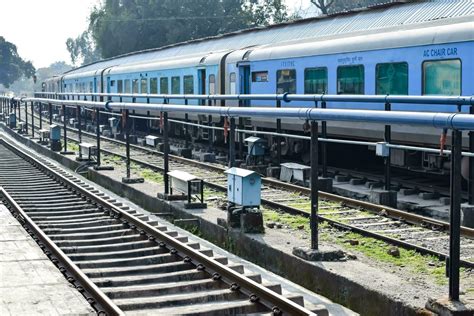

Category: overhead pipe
[11, 97, 474, 131]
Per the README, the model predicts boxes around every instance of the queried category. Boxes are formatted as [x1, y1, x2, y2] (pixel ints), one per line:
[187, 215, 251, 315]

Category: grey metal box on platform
[376, 142, 390, 157]
[145, 135, 159, 147]
[8, 113, 16, 128]
[225, 167, 261, 207]
[109, 117, 118, 134]
[50, 125, 61, 141]
[80, 143, 96, 160]
[245, 136, 266, 156]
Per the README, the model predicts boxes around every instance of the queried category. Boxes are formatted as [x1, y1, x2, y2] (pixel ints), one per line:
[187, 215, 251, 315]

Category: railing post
[77, 105, 82, 159]
[24, 100, 28, 134]
[321, 101, 328, 178]
[276, 100, 282, 165]
[310, 120, 319, 250]
[448, 129, 462, 301]
[60, 103, 73, 154]
[238, 100, 244, 160]
[95, 107, 102, 167]
[31, 101, 35, 138]
[121, 109, 143, 184]
[39, 102, 42, 130]
[384, 101, 392, 191]
[17, 100, 21, 122]
[469, 105, 474, 205]
[163, 110, 170, 195]
[207, 99, 212, 152]
[48, 102, 53, 125]
[185, 99, 189, 149]
[229, 117, 236, 168]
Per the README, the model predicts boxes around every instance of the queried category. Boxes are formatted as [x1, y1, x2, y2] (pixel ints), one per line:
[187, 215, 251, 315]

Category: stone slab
[0, 204, 94, 315]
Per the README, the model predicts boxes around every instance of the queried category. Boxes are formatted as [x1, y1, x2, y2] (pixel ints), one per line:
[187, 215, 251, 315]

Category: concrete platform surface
[0, 204, 94, 315]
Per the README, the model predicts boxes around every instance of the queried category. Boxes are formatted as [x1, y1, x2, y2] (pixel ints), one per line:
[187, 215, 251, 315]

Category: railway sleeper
[60, 240, 158, 254]
[69, 245, 170, 261]
[22, 204, 93, 212]
[28, 211, 105, 221]
[54, 234, 149, 247]
[33, 215, 113, 225]
[41, 222, 128, 234]
[47, 228, 135, 240]
[16, 197, 85, 204]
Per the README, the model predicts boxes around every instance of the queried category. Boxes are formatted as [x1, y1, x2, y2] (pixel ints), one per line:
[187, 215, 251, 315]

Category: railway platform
[0, 203, 94, 315]
[2, 126, 472, 316]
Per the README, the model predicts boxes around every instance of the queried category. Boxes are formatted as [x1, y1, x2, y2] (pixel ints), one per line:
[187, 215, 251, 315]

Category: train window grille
[89, 82, 93, 93]
[252, 71, 268, 82]
[132, 79, 139, 94]
[229, 72, 236, 94]
[209, 74, 216, 94]
[422, 59, 461, 96]
[276, 69, 296, 94]
[141, 78, 148, 94]
[304, 67, 327, 94]
[337, 65, 364, 95]
[124, 79, 131, 93]
[150, 78, 158, 94]
[171, 76, 181, 94]
[184, 75, 194, 94]
[160, 77, 169, 94]
[376, 62, 408, 95]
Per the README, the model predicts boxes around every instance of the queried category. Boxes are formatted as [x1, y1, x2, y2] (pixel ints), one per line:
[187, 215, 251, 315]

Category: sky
[0, 0, 317, 69]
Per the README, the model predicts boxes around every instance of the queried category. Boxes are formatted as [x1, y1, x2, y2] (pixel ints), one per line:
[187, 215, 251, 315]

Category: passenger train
[44, 0, 473, 173]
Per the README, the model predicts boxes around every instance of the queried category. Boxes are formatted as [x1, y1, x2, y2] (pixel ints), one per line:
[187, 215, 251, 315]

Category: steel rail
[0, 187, 124, 316]
[0, 137, 316, 316]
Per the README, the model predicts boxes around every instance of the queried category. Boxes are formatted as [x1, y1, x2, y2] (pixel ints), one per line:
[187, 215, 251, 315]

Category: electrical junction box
[225, 167, 261, 207]
[79, 143, 97, 160]
[145, 135, 160, 147]
[50, 125, 61, 141]
[8, 113, 16, 128]
[376, 142, 390, 157]
[245, 136, 266, 156]
[109, 117, 118, 134]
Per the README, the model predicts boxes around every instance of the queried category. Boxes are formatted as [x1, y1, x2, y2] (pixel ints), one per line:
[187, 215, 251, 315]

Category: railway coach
[43, 0, 473, 174]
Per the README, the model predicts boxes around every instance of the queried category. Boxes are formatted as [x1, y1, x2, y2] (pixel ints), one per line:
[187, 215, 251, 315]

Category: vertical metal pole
[125, 109, 131, 179]
[39, 102, 42, 130]
[62, 104, 68, 153]
[31, 102, 35, 138]
[208, 100, 212, 152]
[163, 111, 170, 195]
[48, 103, 53, 125]
[96, 108, 101, 166]
[24, 101, 28, 134]
[384, 102, 392, 191]
[147, 96, 150, 135]
[238, 100, 244, 159]
[469, 106, 474, 205]
[17, 100, 21, 122]
[185, 99, 189, 149]
[321, 101, 328, 178]
[310, 121, 319, 250]
[449, 129, 462, 301]
[276, 100, 282, 165]
[229, 117, 236, 168]
[77, 105, 82, 159]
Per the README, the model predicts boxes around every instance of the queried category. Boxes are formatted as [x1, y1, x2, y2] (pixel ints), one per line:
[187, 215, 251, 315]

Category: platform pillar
[163, 111, 170, 195]
[276, 100, 282, 165]
[229, 117, 236, 168]
[31, 101, 35, 138]
[384, 101, 391, 191]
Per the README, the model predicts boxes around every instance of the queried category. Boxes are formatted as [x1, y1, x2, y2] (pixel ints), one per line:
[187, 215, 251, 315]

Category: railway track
[0, 138, 319, 315]
[14, 112, 474, 267]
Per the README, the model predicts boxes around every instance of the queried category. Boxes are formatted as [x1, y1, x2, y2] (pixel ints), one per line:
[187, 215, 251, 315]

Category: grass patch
[140, 168, 164, 183]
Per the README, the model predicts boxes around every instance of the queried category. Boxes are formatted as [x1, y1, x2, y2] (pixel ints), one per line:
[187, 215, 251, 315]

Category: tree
[70, 0, 297, 60]
[311, 0, 395, 15]
[7, 61, 72, 96]
[0, 37, 35, 88]
[66, 31, 101, 66]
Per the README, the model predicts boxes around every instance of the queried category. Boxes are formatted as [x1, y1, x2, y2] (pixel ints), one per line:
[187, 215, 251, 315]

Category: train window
[117, 80, 123, 93]
[160, 77, 169, 94]
[110, 80, 115, 87]
[89, 82, 93, 93]
[209, 75, 216, 94]
[304, 67, 327, 94]
[252, 71, 268, 82]
[423, 59, 461, 95]
[141, 78, 148, 94]
[124, 79, 131, 93]
[150, 78, 158, 94]
[171, 76, 180, 94]
[337, 65, 364, 94]
[132, 79, 139, 93]
[229, 72, 236, 94]
[376, 62, 408, 95]
[276, 69, 296, 94]
[184, 75, 194, 94]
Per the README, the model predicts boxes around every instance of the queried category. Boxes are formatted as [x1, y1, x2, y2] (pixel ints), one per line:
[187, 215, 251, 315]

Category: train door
[198, 69, 206, 105]
[106, 77, 111, 94]
[239, 65, 250, 106]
